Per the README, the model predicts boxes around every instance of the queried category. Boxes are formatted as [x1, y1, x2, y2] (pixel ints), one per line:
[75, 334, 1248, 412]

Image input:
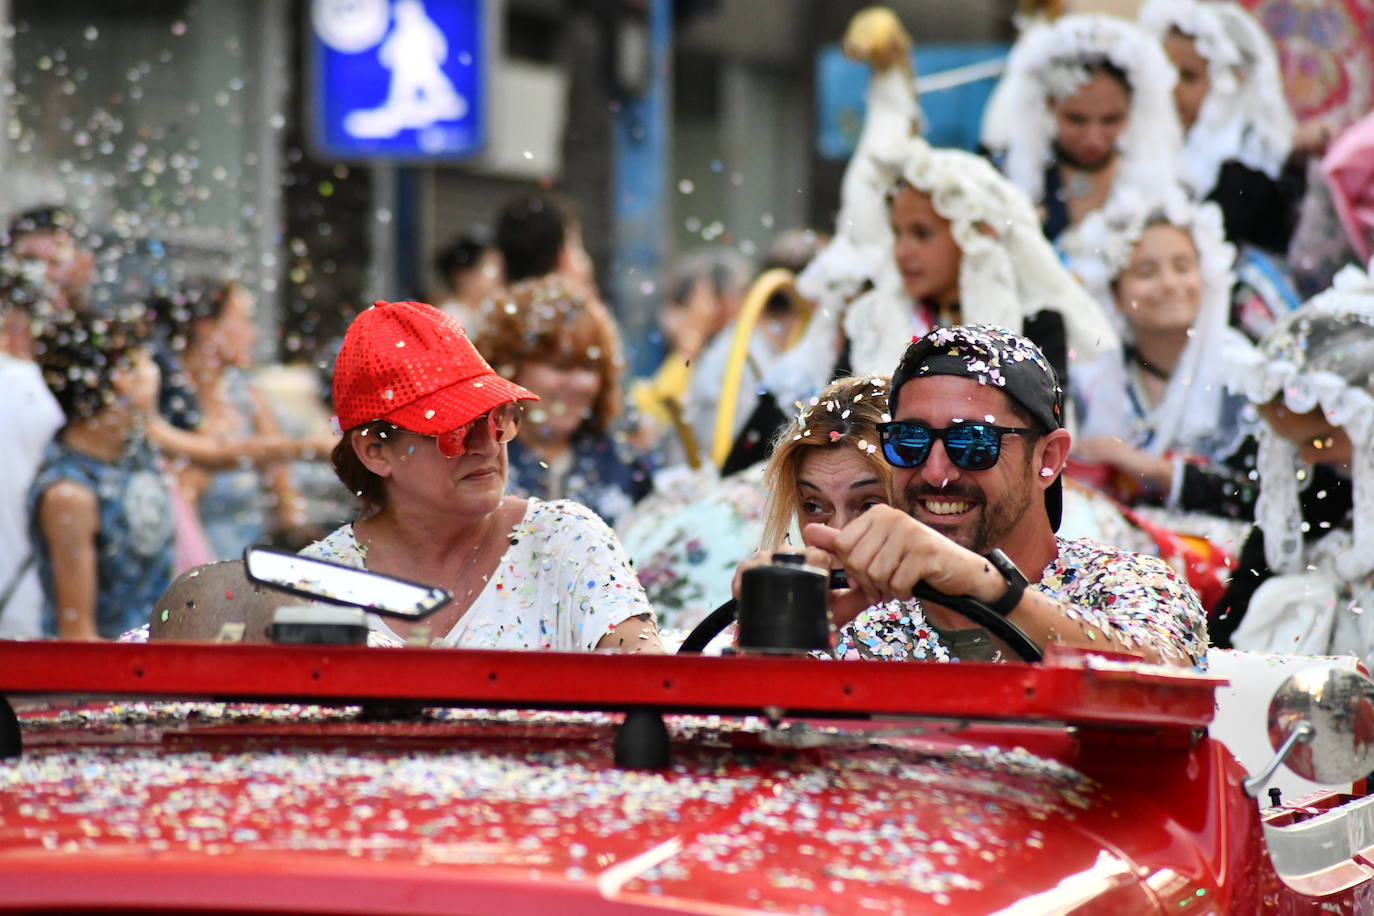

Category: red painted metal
[0, 641, 1219, 731]
[1, 641, 1372, 913]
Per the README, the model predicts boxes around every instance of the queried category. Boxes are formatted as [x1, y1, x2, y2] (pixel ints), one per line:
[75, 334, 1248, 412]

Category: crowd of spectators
[2, 2, 1373, 673]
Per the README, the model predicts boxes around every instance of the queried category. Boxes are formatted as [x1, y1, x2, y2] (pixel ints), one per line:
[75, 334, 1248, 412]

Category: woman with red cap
[306, 300, 663, 653]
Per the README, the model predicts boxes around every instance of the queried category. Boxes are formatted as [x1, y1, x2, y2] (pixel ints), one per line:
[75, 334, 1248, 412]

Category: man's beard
[903, 473, 1033, 554]
[1052, 140, 1117, 174]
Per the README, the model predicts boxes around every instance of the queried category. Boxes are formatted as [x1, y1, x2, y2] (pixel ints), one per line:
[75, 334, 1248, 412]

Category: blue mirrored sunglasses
[876, 420, 1036, 471]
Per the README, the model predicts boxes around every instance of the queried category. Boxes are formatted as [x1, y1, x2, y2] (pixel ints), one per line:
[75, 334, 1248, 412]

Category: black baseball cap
[889, 324, 1066, 531]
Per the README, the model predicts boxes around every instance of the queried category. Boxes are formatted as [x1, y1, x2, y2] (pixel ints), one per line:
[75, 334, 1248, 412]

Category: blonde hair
[759, 375, 894, 549]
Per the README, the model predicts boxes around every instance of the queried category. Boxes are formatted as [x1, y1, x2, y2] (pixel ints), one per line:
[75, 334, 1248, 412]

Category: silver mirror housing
[243, 546, 451, 621]
[1266, 664, 1374, 786]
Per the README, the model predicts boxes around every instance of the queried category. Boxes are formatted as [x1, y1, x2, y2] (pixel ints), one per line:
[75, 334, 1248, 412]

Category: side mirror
[243, 546, 451, 621]
[1244, 664, 1374, 797]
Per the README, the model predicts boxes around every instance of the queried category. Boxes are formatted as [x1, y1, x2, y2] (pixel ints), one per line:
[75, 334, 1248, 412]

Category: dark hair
[1086, 57, 1132, 96]
[146, 278, 238, 353]
[331, 421, 395, 518]
[0, 264, 45, 317]
[495, 192, 574, 284]
[434, 227, 493, 288]
[34, 305, 150, 421]
[7, 205, 78, 244]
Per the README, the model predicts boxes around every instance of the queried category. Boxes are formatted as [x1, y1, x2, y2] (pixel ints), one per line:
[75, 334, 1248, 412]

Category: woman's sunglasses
[876, 420, 1035, 471]
[435, 402, 521, 458]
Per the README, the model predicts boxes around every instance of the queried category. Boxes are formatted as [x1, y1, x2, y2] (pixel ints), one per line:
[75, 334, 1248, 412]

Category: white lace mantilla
[1227, 260, 1374, 582]
[1138, 0, 1294, 193]
[984, 14, 1184, 211]
[1063, 186, 1239, 456]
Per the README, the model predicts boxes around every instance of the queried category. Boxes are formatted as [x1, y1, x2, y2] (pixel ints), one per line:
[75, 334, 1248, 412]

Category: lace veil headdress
[1137, 0, 1295, 195]
[839, 135, 1119, 377]
[1227, 261, 1374, 582]
[776, 11, 1118, 406]
[1062, 185, 1240, 456]
[759, 12, 920, 410]
[982, 14, 1184, 210]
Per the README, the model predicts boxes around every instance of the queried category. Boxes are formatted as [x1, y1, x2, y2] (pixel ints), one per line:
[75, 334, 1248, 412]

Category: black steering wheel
[678, 577, 1043, 663]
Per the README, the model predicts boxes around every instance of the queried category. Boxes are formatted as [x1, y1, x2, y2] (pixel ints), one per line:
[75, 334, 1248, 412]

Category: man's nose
[920, 440, 962, 487]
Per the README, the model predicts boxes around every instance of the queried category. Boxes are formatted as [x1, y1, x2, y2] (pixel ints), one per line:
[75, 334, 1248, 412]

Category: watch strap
[982, 549, 1027, 617]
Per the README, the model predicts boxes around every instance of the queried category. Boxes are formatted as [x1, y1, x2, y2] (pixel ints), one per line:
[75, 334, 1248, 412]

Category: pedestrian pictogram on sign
[310, 0, 485, 160]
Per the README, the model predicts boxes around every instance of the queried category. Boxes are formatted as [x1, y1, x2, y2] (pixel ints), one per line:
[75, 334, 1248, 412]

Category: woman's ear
[351, 428, 394, 479]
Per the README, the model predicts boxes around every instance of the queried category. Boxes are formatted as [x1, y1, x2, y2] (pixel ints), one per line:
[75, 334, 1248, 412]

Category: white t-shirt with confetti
[300, 498, 654, 651]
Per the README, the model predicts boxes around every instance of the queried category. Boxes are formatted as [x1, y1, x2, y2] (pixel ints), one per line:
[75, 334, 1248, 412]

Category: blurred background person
[494, 190, 595, 297]
[0, 266, 64, 637]
[738, 134, 1117, 481]
[633, 245, 752, 462]
[1137, 0, 1304, 257]
[475, 276, 652, 529]
[148, 279, 332, 559]
[7, 205, 92, 314]
[1323, 111, 1374, 276]
[431, 224, 503, 334]
[755, 229, 828, 355]
[1064, 188, 1257, 521]
[1214, 262, 1374, 662]
[846, 137, 1115, 384]
[982, 14, 1183, 243]
[29, 306, 174, 640]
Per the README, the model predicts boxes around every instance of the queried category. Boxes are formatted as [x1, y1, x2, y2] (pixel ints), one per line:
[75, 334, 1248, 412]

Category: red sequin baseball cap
[333, 300, 538, 434]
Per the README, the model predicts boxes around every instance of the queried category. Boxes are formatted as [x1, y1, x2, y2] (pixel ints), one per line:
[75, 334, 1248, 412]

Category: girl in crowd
[981, 13, 1183, 242]
[475, 276, 652, 529]
[1136, 0, 1304, 256]
[840, 136, 1117, 389]
[307, 299, 661, 652]
[29, 307, 174, 639]
[151, 280, 323, 559]
[1063, 187, 1257, 520]
[1215, 263, 1374, 660]
[754, 133, 1117, 460]
[432, 225, 503, 335]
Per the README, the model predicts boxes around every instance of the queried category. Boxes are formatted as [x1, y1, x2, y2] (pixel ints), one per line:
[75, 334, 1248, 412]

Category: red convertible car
[0, 552, 1372, 914]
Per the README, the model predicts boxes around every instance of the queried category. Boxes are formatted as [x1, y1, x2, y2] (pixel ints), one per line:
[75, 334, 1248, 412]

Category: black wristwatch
[982, 549, 1028, 617]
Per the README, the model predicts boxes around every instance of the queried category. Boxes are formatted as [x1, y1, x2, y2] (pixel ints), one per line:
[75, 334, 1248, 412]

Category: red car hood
[0, 702, 1225, 914]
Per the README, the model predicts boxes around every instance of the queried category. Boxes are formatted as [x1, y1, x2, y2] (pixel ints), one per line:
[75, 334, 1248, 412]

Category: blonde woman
[740, 375, 952, 662]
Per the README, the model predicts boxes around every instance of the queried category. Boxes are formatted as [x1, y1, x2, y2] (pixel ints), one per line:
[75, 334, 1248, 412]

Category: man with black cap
[805, 324, 1208, 668]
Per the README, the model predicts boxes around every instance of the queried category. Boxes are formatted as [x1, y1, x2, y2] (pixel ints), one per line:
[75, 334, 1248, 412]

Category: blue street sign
[310, 0, 485, 160]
